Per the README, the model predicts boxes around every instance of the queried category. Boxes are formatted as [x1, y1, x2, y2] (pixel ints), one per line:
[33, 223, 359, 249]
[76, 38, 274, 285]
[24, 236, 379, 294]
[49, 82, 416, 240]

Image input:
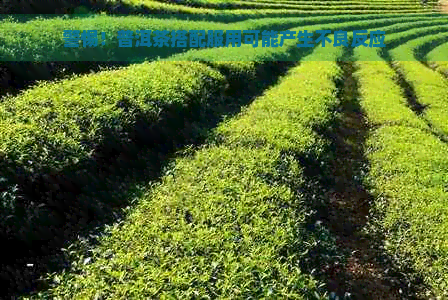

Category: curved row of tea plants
[247, 0, 431, 6]
[1, 12, 429, 244]
[426, 41, 448, 76]
[132, 0, 430, 11]
[21, 16, 448, 298]
[124, 0, 433, 14]
[389, 32, 448, 137]
[2, 3, 448, 298]
[2, 12, 417, 103]
[354, 43, 448, 297]
[3, 13, 422, 61]
[165, 15, 448, 62]
[0, 0, 434, 19]
[1, 12, 439, 184]
[0, 12, 442, 101]
[1, 7, 447, 269]
[29, 38, 347, 300]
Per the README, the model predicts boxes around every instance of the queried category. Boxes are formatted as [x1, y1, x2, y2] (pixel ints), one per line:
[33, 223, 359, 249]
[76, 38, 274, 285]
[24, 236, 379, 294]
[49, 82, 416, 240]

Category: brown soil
[317, 62, 425, 299]
[439, 0, 448, 13]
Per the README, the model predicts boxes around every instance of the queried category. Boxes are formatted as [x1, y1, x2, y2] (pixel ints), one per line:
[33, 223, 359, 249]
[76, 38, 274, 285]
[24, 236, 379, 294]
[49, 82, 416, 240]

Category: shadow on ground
[264, 53, 431, 299]
[1, 59, 303, 299]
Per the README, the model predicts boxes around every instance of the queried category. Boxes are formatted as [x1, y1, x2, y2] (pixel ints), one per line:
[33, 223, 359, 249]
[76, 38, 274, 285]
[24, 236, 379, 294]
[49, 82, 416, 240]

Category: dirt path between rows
[314, 61, 427, 299]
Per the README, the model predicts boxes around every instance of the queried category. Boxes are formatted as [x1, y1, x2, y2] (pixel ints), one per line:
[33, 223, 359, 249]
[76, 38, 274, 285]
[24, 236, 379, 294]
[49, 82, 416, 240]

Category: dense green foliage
[2, 14, 443, 246]
[355, 45, 448, 296]
[390, 33, 448, 137]
[2, 0, 448, 298]
[2, 13, 439, 61]
[0, 61, 224, 175]
[31, 41, 345, 300]
[123, 0, 433, 14]
[426, 42, 448, 76]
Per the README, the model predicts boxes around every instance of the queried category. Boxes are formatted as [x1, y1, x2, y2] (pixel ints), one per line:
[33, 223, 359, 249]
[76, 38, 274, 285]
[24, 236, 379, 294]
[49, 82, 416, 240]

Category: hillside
[0, 0, 448, 299]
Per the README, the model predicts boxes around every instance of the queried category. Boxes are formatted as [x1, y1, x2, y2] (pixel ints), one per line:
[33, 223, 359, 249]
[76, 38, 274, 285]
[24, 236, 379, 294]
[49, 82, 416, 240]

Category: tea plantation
[1, 0, 448, 299]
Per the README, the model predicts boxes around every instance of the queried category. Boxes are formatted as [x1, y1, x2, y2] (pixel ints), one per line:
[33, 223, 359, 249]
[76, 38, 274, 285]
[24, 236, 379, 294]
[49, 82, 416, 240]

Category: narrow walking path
[314, 61, 426, 299]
